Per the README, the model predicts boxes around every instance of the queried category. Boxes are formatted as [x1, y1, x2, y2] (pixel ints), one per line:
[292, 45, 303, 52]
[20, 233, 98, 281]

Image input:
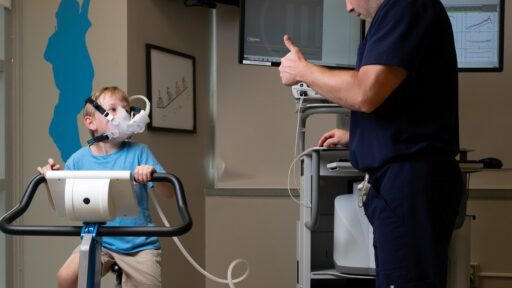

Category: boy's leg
[57, 250, 80, 288]
[110, 248, 162, 288]
[100, 247, 116, 276]
[58, 245, 117, 287]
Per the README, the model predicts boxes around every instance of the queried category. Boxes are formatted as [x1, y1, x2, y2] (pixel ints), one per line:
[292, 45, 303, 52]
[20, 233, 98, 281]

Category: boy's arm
[134, 165, 175, 198]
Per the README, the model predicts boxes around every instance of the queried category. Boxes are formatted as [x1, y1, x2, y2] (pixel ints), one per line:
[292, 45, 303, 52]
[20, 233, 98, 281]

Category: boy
[38, 86, 173, 288]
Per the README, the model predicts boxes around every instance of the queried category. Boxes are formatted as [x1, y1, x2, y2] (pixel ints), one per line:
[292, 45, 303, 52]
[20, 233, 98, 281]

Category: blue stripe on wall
[44, 0, 94, 161]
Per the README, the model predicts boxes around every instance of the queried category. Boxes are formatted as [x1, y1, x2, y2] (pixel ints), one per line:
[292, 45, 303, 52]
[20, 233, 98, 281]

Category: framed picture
[146, 44, 196, 133]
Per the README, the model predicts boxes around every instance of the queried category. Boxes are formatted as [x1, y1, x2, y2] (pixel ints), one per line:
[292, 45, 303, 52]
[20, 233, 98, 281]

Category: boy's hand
[134, 165, 156, 184]
[37, 158, 61, 174]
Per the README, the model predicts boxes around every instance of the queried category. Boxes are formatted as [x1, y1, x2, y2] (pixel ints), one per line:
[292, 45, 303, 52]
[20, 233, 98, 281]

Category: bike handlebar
[0, 173, 193, 237]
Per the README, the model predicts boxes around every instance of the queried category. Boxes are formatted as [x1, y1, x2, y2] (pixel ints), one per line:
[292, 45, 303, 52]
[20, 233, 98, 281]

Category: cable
[287, 96, 316, 208]
[287, 96, 309, 207]
[287, 150, 307, 207]
[287, 146, 330, 208]
[149, 189, 249, 288]
[292, 96, 305, 189]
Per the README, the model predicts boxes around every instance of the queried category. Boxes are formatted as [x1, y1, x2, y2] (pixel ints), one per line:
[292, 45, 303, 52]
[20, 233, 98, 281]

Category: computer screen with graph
[441, 0, 504, 71]
[239, 0, 364, 69]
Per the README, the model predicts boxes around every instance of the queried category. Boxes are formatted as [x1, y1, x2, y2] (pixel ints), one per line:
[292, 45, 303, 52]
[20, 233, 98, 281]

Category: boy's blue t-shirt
[65, 141, 165, 253]
[349, 0, 459, 172]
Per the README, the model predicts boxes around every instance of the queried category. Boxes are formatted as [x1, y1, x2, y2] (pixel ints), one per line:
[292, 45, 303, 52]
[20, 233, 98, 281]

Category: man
[279, 0, 463, 287]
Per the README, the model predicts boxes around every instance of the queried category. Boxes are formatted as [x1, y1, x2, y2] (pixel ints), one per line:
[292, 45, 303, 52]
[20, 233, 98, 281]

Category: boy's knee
[57, 266, 78, 288]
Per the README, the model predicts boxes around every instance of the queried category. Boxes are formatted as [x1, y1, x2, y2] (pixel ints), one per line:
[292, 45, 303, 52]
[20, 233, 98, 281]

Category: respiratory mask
[85, 95, 151, 145]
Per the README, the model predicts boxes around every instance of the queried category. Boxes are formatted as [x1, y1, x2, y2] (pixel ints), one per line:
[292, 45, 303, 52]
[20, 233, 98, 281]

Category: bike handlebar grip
[0, 174, 48, 235]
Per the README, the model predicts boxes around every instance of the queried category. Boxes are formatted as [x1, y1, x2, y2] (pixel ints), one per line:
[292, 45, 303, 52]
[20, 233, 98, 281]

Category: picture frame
[146, 44, 196, 133]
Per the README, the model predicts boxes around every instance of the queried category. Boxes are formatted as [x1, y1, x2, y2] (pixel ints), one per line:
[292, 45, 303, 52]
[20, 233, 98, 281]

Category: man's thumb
[283, 35, 296, 51]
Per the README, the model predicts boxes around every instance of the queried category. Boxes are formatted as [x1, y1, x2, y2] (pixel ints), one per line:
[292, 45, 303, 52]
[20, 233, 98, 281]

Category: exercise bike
[0, 171, 192, 288]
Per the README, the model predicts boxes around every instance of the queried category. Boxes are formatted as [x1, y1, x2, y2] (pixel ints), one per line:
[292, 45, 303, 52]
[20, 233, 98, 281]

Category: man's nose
[345, 0, 354, 13]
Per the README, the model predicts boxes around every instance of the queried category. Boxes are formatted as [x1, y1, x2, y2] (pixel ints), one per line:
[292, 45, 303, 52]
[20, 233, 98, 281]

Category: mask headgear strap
[84, 97, 118, 146]
[85, 97, 115, 122]
[87, 134, 111, 146]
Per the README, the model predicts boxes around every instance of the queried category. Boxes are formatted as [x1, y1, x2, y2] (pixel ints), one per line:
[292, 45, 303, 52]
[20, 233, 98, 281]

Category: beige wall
[206, 196, 298, 288]
[214, 5, 337, 189]
[214, 3, 512, 190]
[457, 0, 512, 190]
[12, 0, 209, 287]
[127, 1, 211, 287]
[9, 1, 512, 288]
[206, 3, 512, 288]
[17, 0, 128, 287]
[462, 3, 512, 287]
[468, 199, 512, 288]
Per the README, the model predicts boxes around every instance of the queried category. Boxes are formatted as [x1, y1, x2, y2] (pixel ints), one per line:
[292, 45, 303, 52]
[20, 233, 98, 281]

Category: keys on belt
[357, 173, 370, 208]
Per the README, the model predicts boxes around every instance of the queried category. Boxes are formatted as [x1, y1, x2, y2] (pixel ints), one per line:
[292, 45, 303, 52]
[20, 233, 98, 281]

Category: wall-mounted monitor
[239, 0, 364, 69]
[441, 0, 505, 71]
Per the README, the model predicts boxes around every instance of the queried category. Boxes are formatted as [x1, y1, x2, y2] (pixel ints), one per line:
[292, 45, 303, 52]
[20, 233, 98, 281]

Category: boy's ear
[84, 115, 97, 131]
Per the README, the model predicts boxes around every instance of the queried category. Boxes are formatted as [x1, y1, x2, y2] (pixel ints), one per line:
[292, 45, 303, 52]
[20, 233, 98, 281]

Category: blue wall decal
[44, 0, 94, 162]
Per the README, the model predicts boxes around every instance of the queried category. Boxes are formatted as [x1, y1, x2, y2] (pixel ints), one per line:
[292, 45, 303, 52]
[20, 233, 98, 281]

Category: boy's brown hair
[83, 86, 130, 138]
[83, 86, 130, 118]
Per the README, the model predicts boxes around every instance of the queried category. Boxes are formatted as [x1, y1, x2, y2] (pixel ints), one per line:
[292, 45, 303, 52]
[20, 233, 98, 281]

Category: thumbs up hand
[279, 35, 309, 86]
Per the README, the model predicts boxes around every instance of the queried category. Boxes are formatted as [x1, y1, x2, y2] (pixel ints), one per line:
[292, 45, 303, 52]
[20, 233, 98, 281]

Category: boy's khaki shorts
[73, 246, 161, 288]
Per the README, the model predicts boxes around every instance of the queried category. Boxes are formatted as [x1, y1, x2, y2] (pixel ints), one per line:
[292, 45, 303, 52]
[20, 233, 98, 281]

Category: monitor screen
[441, 0, 504, 71]
[239, 0, 363, 69]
